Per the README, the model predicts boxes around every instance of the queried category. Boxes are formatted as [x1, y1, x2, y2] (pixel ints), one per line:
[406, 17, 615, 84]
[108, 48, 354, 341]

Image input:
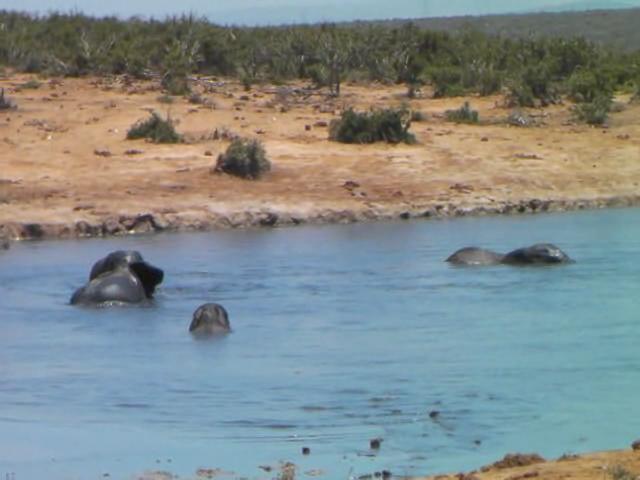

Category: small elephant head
[189, 303, 231, 335]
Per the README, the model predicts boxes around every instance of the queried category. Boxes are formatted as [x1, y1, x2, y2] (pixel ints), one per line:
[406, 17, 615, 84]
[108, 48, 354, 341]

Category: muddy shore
[1, 74, 640, 242]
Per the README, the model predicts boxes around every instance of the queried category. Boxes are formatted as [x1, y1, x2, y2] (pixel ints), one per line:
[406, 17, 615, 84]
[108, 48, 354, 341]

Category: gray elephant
[70, 250, 164, 306]
[446, 247, 504, 266]
[446, 243, 572, 266]
[189, 303, 231, 335]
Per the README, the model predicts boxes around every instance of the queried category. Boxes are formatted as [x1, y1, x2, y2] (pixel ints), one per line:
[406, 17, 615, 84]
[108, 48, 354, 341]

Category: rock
[632, 439, 640, 450]
[370, 438, 382, 449]
[94, 148, 112, 157]
[302, 447, 311, 455]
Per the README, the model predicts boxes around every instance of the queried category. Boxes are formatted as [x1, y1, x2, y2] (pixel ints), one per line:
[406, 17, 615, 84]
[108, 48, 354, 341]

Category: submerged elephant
[446, 243, 572, 266]
[446, 247, 504, 266]
[501, 243, 572, 265]
[189, 303, 231, 335]
[70, 250, 164, 306]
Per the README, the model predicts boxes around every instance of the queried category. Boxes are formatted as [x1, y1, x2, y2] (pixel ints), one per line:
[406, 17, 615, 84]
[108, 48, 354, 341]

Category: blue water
[2, 209, 640, 479]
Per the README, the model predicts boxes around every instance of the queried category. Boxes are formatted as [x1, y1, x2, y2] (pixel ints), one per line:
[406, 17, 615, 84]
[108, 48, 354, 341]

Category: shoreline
[2, 194, 640, 242]
[2, 74, 640, 244]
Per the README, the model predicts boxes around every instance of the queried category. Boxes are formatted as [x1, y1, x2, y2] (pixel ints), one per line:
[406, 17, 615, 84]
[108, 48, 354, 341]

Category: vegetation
[0, 10, 637, 105]
[329, 108, 415, 144]
[573, 94, 613, 125]
[214, 138, 271, 179]
[445, 102, 479, 124]
[126, 112, 181, 143]
[17, 79, 41, 90]
[609, 465, 636, 480]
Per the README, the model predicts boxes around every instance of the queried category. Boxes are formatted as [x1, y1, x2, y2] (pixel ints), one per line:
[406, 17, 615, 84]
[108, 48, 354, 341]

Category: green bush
[507, 65, 558, 107]
[214, 138, 271, 179]
[126, 112, 182, 143]
[329, 108, 415, 144]
[428, 66, 464, 98]
[567, 68, 613, 103]
[445, 102, 479, 124]
[573, 94, 612, 125]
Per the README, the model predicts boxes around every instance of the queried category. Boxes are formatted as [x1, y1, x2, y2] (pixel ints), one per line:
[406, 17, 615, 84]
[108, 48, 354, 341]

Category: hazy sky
[2, 0, 640, 25]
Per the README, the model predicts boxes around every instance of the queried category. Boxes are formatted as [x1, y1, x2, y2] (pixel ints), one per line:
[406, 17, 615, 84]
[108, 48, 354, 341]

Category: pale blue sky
[1, 0, 639, 25]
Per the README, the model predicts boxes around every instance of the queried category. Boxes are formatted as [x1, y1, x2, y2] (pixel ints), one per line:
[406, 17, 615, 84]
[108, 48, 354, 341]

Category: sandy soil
[410, 448, 640, 480]
[0, 73, 639, 240]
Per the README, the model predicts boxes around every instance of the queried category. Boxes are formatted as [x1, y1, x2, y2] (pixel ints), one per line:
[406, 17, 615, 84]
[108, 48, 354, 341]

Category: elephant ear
[89, 257, 109, 280]
[129, 262, 164, 298]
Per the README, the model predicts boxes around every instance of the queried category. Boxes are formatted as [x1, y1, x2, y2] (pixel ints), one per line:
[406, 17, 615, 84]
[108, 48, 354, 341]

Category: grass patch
[214, 138, 271, 179]
[329, 107, 415, 144]
[126, 112, 181, 143]
[445, 102, 479, 124]
[18, 79, 41, 90]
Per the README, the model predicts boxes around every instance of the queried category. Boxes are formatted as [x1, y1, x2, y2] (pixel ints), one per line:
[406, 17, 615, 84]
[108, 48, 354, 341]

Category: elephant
[446, 243, 572, 266]
[189, 303, 231, 335]
[70, 250, 164, 306]
[501, 243, 573, 265]
[446, 247, 504, 266]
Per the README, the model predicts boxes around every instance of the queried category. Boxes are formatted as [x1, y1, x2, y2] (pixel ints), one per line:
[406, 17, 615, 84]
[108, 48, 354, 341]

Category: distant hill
[528, 1, 637, 13]
[379, 8, 640, 52]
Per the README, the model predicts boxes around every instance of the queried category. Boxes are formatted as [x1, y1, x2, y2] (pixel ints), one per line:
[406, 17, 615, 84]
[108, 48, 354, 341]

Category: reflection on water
[2, 209, 640, 479]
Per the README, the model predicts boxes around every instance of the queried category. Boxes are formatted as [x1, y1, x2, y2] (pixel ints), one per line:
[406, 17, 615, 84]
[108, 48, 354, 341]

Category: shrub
[329, 108, 415, 144]
[429, 66, 464, 98]
[0, 88, 15, 111]
[573, 94, 612, 125]
[214, 138, 271, 179]
[126, 112, 182, 143]
[445, 102, 479, 124]
[17, 79, 41, 90]
[567, 68, 613, 103]
[507, 65, 558, 107]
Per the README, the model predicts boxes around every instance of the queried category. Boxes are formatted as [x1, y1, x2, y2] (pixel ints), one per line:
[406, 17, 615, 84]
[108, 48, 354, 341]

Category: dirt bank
[411, 447, 640, 480]
[1, 74, 639, 241]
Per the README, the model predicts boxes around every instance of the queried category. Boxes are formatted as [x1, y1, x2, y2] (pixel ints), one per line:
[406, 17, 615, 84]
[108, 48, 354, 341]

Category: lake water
[2, 208, 640, 479]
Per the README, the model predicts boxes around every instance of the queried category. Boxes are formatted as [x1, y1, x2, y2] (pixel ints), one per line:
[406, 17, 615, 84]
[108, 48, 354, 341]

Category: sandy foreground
[0, 74, 639, 240]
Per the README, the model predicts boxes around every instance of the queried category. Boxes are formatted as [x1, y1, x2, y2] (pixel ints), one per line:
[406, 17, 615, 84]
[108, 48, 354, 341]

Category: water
[2, 208, 640, 479]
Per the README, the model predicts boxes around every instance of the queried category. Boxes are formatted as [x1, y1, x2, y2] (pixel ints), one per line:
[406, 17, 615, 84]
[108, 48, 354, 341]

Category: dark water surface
[2, 209, 640, 479]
